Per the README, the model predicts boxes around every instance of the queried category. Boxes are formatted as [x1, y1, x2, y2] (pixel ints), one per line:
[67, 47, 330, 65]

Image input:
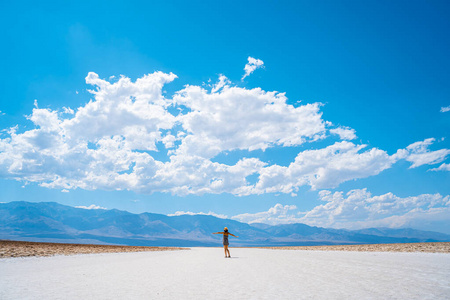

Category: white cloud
[440, 106, 450, 113]
[300, 189, 450, 231]
[75, 204, 107, 210]
[252, 141, 395, 193]
[394, 138, 450, 168]
[0, 69, 449, 196]
[210, 75, 230, 93]
[232, 189, 450, 232]
[168, 211, 228, 219]
[329, 126, 356, 140]
[242, 57, 264, 80]
[232, 203, 299, 225]
[62, 107, 74, 115]
[173, 84, 326, 158]
[430, 163, 450, 172]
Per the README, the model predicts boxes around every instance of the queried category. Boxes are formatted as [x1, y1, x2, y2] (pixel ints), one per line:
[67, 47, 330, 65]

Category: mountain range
[1, 201, 449, 247]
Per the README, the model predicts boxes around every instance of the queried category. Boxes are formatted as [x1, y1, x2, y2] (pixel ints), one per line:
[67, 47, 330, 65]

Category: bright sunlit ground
[1, 248, 449, 299]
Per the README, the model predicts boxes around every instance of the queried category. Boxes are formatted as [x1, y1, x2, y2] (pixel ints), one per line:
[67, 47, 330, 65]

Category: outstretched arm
[229, 233, 239, 238]
[212, 232, 224, 234]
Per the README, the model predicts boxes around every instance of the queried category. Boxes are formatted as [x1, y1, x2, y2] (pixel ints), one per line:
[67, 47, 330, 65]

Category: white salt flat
[1, 247, 449, 299]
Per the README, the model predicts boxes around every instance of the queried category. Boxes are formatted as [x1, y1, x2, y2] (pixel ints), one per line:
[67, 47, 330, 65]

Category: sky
[1, 0, 450, 233]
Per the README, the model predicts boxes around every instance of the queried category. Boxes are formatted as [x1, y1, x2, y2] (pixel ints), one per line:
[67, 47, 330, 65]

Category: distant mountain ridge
[1, 201, 449, 247]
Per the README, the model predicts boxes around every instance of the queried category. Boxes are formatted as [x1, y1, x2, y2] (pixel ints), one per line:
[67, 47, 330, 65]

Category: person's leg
[224, 245, 227, 257]
[225, 245, 230, 257]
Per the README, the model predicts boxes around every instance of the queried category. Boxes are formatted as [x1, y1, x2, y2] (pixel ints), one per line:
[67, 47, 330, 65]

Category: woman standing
[212, 227, 238, 258]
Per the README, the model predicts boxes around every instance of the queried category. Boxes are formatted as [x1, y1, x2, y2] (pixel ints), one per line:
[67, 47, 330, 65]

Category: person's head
[224, 227, 228, 232]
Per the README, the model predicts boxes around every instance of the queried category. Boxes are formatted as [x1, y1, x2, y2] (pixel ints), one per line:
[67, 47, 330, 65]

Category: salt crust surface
[1, 248, 449, 299]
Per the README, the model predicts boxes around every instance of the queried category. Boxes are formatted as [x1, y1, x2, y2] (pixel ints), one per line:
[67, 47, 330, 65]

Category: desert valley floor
[1, 245, 449, 299]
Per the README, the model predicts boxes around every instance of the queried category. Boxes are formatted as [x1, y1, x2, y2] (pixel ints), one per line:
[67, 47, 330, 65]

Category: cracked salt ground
[1, 248, 449, 299]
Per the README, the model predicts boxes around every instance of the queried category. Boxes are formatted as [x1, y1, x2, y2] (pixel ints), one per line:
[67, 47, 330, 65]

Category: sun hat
[224, 227, 228, 231]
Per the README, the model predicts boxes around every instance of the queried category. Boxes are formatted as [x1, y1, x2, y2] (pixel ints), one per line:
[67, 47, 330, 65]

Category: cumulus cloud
[75, 204, 107, 210]
[440, 106, 450, 113]
[430, 163, 450, 172]
[232, 189, 450, 231]
[168, 211, 228, 219]
[0, 69, 449, 196]
[300, 189, 450, 231]
[394, 138, 450, 168]
[232, 203, 299, 225]
[210, 75, 230, 93]
[329, 126, 356, 140]
[173, 84, 326, 157]
[62, 107, 74, 115]
[242, 57, 264, 80]
[251, 141, 395, 193]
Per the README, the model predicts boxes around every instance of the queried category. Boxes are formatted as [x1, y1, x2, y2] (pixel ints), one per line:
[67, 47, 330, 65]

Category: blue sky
[1, 1, 450, 233]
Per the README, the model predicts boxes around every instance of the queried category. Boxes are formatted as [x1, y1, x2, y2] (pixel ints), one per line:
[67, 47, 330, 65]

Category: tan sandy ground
[257, 242, 450, 253]
[0, 240, 187, 258]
